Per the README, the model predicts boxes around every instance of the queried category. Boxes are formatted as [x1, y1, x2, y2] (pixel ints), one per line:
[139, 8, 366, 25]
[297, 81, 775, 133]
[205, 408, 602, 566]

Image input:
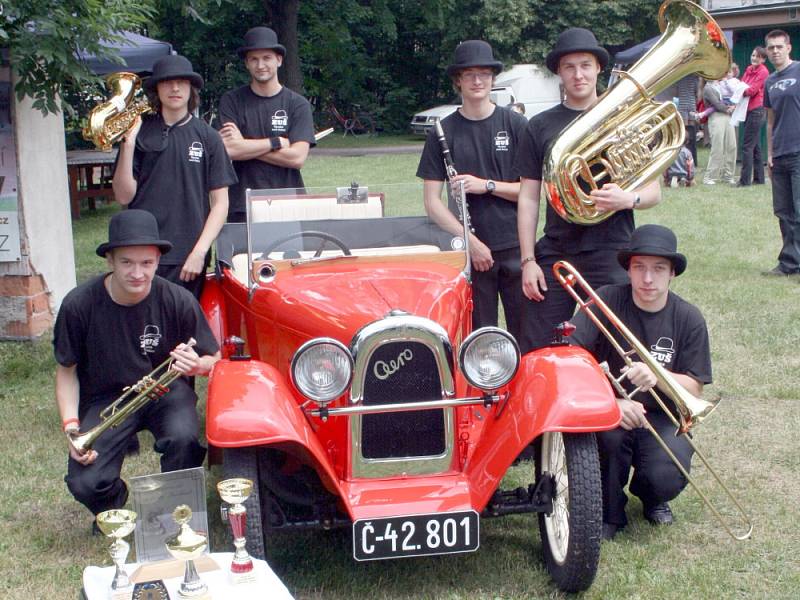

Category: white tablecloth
[82, 552, 294, 599]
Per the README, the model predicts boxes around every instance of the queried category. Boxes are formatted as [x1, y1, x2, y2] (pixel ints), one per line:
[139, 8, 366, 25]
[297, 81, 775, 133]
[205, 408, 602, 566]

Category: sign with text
[0, 196, 20, 262]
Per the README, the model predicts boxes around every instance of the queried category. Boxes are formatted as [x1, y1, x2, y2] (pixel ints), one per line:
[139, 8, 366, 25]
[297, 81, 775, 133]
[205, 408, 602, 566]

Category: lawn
[1, 148, 799, 599]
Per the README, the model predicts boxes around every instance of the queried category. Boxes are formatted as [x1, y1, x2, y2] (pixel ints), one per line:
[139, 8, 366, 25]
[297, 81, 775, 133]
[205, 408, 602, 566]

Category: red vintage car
[201, 185, 620, 593]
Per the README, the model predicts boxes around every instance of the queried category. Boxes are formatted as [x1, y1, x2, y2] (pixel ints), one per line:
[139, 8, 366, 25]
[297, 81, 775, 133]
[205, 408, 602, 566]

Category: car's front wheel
[536, 431, 602, 593]
[221, 447, 270, 560]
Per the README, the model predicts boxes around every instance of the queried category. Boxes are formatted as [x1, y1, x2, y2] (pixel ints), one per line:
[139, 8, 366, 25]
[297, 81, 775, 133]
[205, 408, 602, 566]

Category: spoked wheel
[536, 431, 602, 593]
[221, 447, 271, 560]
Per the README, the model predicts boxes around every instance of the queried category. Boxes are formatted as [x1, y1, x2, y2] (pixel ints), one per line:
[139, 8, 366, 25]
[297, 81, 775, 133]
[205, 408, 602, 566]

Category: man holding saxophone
[570, 224, 712, 540]
[515, 28, 662, 353]
[54, 210, 220, 525]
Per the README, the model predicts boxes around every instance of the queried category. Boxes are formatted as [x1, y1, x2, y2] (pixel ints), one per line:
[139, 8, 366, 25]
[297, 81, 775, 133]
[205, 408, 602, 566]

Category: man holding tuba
[54, 210, 220, 527]
[515, 28, 662, 353]
[569, 224, 712, 540]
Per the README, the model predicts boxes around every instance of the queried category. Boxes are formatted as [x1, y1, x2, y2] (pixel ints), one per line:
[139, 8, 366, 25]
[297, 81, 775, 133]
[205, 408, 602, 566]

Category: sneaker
[670, 175, 678, 188]
[602, 522, 621, 540]
[702, 180, 716, 185]
[643, 502, 674, 525]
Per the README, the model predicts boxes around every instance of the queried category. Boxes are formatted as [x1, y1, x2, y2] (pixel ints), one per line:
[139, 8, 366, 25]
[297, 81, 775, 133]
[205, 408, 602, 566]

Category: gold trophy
[165, 505, 209, 598]
[96, 509, 138, 600]
[217, 478, 256, 584]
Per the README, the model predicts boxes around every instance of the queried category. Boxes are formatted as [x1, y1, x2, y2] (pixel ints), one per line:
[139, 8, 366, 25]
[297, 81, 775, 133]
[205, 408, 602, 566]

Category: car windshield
[215, 182, 468, 277]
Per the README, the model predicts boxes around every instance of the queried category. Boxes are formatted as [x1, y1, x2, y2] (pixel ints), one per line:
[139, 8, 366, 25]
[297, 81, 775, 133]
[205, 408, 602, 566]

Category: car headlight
[291, 338, 353, 404]
[459, 328, 520, 390]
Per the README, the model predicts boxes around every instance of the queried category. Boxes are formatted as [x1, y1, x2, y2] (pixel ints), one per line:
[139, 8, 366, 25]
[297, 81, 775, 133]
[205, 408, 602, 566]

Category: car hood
[414, 104, 459, 119]
[263, 262, 469, 345]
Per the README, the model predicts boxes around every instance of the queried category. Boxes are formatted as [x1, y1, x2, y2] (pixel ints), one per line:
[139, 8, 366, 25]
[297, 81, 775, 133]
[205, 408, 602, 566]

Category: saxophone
[83, 72, 153, 151]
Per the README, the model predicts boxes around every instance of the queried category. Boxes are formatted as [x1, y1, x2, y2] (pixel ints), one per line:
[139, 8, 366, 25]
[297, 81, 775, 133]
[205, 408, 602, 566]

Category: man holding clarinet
[416, 40, 528, 340]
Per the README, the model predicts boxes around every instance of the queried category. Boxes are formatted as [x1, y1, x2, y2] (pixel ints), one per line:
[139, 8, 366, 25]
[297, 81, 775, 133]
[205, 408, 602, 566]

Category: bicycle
[326, 103, 376, 136]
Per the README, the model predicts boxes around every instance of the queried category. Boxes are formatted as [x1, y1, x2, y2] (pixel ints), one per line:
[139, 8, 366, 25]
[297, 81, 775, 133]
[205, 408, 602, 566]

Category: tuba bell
[82, 72, 153, 151]
[543, 0, 731, 225]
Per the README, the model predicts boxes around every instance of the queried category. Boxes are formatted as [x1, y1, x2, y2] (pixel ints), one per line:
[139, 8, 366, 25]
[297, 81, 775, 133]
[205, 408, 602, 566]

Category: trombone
[553, 261, 753, 541]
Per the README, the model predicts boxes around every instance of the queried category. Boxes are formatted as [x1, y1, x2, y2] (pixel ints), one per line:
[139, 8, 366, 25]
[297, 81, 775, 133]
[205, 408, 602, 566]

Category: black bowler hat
[446, 40, 503, 77]
[237, 26, 286, 59]
[144, 54, 204, 91]
[617, 224, 687, 276]
[96, 210, 173, 257]
[545, 28, 610, 74]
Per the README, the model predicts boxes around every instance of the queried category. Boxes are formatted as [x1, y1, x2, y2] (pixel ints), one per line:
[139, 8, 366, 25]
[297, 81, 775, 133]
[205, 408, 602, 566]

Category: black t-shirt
[416, 106, 527, 251]
[570, 283, 712, 411]
[53, 275, 219, 408]
[515, 103, 635, 256]
[764, 61, 800, 158]
[218, 85, 316, 216]
[114, 114, 238, 265]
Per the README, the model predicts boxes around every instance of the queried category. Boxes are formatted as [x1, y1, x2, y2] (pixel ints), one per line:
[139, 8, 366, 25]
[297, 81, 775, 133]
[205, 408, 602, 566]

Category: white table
[82, 552, 294, 599]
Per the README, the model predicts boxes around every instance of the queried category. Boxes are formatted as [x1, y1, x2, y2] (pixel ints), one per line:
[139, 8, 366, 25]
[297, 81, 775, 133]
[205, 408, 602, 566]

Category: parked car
[201, 183, 620, 593]
[410, 64, 562, 135]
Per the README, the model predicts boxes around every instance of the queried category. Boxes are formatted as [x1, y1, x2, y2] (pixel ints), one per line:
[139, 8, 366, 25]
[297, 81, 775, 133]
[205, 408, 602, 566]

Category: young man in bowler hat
[515, 28, 662, 352]
[218, 26, 316, 223]
[416, 40, 528, 340]
[54, 210, 221, 523]
[570, 224, 712, 540]
[113, 54, 237, 299]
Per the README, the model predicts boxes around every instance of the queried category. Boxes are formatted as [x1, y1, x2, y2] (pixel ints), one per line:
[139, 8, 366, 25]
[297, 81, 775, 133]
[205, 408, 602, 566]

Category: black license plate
[353, 510, 479, 560]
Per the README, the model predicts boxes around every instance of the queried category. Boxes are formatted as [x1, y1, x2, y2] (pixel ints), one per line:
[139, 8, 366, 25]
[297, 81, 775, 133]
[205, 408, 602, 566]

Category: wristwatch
[632, 193, 641, 209]
[485, 180, 496, 193]
[269, 136, 282, 151]
[521, 256, 536, 268]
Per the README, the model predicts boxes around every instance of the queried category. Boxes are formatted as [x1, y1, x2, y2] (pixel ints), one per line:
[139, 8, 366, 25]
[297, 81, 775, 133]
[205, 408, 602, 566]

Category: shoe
[643, 502, 674, 525]
[670, 175, 678, 188]
[761, 266, 796, 277]
[736, 181, 751, 187]
[702, 180, 716, 185]
[602, 522, 621, 540]
[91, 520, 102, 536]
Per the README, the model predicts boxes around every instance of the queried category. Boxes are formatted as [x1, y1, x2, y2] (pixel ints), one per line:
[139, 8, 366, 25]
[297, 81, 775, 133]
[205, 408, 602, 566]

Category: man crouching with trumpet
[569, 224, 712, 541]
[54, 210, 220, 529]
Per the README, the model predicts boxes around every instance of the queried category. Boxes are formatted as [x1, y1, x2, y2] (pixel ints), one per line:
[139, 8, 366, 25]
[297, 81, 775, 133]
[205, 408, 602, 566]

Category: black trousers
[65, 382, 207, 515]
[685, 124, 698, 167]
[597, 410, 693, 527]
[739, 107, 765, 186]
[519, 248, 629, 353]
[471, 246, 524, 342]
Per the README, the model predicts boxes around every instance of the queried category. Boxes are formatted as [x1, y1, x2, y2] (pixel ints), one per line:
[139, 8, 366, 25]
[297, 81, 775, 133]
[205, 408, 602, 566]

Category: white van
[410, 64, 562, 135]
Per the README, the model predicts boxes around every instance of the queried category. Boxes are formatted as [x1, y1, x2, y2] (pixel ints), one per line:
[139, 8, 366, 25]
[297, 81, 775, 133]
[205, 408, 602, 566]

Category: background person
[701, 70, 737, 186]
[54, 210, 220, 523]
[738, 47, 770, 187]
[515, 27, 661, 353]
[763, 29, 800, 277]
[219, 26, 316, 223]
[570, 224, 712, 541]
[416, 40, 528, 340]
[112, 54, 237, 299]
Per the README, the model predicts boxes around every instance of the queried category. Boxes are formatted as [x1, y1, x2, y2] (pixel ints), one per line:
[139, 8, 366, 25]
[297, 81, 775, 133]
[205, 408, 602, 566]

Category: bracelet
[521, 256, 537, 268]
[62, 417, 80, 432]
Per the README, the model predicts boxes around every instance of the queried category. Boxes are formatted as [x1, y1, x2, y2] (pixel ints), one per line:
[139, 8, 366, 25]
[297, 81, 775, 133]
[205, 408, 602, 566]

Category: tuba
[83, 72, 153, 151]
[543, 0, 730, 225]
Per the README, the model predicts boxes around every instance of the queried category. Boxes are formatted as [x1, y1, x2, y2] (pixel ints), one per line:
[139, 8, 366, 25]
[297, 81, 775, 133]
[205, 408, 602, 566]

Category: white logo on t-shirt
[188, 142, 204, 163]
[140, 324, 162, 355]
[771, 78, 797, 93]
[494, 130, 510, 151]
[649, 336, 675, 365]
[272, 109, 289, 133]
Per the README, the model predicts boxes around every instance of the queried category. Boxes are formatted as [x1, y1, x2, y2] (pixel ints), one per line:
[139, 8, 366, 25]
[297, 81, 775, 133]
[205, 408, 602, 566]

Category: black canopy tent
[77, 31, 173, 75]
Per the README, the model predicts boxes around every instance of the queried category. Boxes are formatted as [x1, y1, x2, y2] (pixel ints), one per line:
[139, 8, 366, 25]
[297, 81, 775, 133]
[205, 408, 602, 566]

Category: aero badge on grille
[373, 348, 413, 380]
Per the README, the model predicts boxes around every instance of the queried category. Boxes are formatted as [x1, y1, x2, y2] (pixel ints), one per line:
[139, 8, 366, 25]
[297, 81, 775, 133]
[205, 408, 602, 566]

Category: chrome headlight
[291, 338, 353, 404]
[459, 328, 520, 390]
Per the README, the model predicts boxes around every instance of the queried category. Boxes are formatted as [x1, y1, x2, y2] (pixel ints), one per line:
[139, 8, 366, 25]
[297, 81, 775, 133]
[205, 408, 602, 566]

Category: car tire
[221, 447, 269, 560]
[536, 431, 602, 593]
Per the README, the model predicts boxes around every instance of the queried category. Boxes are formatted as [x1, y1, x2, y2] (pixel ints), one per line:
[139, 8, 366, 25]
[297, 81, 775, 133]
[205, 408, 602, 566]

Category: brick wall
[0, 273, 53, 339]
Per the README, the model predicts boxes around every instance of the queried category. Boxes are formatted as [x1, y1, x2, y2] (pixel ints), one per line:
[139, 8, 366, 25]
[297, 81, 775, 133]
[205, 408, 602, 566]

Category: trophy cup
[217, 478, 256, 584]
[165, 505, 209, 599]
[96, 509, 138, 600]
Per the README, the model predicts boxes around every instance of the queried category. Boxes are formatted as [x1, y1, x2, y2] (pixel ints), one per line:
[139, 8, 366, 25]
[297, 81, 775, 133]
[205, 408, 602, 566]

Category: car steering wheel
[262, 230, 352, 259]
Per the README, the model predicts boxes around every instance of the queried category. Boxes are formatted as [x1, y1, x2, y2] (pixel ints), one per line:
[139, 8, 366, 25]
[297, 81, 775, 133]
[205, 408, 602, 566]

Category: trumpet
[69, 339, 196, 454]
[554, 261, 752, 540]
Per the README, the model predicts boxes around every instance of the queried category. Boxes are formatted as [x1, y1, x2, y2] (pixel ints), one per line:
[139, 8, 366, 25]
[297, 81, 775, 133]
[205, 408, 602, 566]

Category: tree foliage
[0, 0, 155, 115]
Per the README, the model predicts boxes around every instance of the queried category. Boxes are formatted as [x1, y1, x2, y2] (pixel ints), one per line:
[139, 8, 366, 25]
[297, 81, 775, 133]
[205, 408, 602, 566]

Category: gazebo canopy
[77, 31, 173, 75]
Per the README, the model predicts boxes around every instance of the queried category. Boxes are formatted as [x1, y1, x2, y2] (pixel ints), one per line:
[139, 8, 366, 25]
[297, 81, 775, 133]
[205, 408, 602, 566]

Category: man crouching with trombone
[569, 224, 712, 541]
[53, 210, 220, 528]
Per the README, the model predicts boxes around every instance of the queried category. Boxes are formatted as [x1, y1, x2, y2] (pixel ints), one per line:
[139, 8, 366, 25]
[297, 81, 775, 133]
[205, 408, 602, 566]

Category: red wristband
[62, 417, 80, 432]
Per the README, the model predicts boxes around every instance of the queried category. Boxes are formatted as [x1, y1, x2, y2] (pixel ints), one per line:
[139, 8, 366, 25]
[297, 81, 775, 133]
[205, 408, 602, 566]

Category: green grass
[2, 150, 800, 598]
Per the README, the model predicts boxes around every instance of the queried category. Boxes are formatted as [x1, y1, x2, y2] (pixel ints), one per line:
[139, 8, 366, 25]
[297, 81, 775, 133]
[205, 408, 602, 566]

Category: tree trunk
[265, 0, 303, 94]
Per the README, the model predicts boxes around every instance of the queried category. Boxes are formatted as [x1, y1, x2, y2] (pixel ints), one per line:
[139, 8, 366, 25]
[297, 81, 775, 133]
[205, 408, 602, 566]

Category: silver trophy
[96, 509, 137, 599]
[165, 505, 208, 598]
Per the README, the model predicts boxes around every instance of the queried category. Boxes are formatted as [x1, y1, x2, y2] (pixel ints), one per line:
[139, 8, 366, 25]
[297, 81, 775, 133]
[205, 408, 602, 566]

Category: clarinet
[434, 121, 473, 233]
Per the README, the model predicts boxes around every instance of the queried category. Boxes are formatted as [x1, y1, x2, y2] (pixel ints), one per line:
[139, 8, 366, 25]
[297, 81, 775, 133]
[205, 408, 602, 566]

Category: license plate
[353, 510, 479, 560]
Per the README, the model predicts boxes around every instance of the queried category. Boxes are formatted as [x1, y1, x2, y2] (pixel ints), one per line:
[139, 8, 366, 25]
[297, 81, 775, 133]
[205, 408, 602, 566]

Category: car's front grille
[361, 341, 445, 459]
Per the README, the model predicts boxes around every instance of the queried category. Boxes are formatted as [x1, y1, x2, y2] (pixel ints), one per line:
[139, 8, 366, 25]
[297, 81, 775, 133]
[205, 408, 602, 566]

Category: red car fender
[206, 359, 344, 499]
[464, 345, 620, 509]
[199, 276, 227, 350]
